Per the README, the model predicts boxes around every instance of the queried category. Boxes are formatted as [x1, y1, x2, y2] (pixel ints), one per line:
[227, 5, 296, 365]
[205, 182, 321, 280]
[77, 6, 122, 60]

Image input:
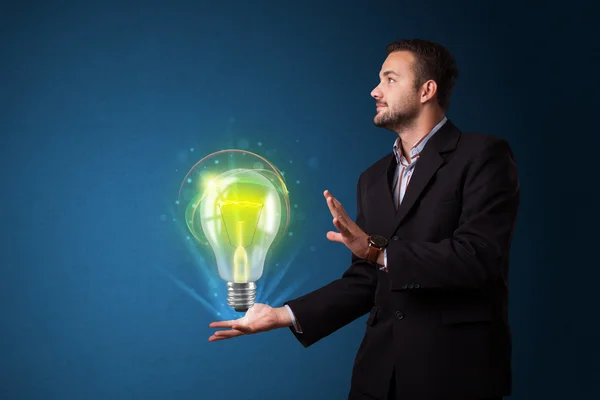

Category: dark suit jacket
[284, 120, 520, 400]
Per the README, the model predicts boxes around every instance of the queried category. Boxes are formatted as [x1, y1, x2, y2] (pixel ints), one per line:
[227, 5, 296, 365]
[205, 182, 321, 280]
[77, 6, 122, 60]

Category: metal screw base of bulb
[227, 282, 256, 312]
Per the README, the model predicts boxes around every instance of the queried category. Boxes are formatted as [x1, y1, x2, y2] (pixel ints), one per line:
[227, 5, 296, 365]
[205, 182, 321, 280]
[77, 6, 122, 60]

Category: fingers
[207, 325, 256, 342]
[324, 190, 352, 238]
[324, 190, 351, 224]
[231, 323, 253, 333]
[207, 320, 257, 343]
[208, 335, 229, 342]
[333, 217, 351, 236]
[212, 329, 245, 339]
[324, 191, 342, 218]
[324, 190, 345, 211]
[209, 320, 237, 328]
[324, 191, 336, 216]
[208, 310, 278, 342]
[208, 319, 245, 342]
[324, 190, 362, 240]
[208, 331, 243, 342]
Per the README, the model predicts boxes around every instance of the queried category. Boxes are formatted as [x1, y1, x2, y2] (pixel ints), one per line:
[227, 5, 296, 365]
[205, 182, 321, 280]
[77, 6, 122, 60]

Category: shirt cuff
[379, 248, 388, 272]
[285, 304, 303, 333]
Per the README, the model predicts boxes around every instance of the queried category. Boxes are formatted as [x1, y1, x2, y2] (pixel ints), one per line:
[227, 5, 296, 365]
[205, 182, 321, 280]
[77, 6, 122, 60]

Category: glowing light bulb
[185, 168, 282, 312]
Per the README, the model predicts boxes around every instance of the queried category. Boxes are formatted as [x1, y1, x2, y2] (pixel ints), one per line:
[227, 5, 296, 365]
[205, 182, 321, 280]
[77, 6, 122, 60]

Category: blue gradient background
[1, 1, 596, 399]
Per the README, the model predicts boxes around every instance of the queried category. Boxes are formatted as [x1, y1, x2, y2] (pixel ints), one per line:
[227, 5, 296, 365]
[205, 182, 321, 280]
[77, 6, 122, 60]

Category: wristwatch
[366, 235, 388, 264]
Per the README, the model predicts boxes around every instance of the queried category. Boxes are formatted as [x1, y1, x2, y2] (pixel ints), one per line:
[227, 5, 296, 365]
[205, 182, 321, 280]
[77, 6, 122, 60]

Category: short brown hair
[386, 39, 459, 111]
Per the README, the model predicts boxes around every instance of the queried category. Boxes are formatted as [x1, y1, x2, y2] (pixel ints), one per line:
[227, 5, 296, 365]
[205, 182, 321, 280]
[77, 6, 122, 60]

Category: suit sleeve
[387, 137, 520, 291]
[284, 174, 378, 347]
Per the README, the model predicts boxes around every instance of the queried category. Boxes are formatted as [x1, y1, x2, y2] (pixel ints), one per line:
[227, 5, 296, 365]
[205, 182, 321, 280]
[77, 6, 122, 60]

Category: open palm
[208, 303, 287, 342]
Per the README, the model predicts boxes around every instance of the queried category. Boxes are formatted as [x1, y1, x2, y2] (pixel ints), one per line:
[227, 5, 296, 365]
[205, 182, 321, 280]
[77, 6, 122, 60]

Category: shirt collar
[393, 116, 448, 165]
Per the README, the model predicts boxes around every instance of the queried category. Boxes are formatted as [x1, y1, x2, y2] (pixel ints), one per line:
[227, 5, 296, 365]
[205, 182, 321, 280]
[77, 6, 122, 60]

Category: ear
[420, 80, 438, 104]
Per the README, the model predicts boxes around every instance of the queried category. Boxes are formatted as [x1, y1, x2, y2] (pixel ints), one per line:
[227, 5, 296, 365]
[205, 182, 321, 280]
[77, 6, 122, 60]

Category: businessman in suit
[209, 38, 520, 400]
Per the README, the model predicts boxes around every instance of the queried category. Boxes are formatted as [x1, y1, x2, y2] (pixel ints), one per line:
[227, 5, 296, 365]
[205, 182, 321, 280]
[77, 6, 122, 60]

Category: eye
[387, 77, 395, 83]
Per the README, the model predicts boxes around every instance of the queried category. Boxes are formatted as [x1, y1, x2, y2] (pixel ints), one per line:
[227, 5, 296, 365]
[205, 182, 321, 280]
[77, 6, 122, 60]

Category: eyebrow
[381, 70, 399, 77]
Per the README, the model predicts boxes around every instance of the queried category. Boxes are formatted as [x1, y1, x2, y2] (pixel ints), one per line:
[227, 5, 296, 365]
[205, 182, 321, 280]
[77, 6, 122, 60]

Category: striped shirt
[382, 116, 448, 270]
[392, 116, 448, 208]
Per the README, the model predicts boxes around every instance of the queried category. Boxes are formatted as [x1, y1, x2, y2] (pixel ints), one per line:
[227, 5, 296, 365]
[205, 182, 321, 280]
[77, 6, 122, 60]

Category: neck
[395, 109, 445, 160]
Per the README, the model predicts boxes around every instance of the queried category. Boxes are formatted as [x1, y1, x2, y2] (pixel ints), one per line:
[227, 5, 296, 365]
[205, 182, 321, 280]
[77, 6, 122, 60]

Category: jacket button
[401, 284, 408, 289]
[392, 236, 399, 240]
[408, 283, 414, 289]
[395, 311, 404, 320]
[414, 283, 420, 288]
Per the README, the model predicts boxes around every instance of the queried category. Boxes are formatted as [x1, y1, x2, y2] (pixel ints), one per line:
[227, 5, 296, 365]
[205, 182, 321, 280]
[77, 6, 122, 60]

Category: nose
[371, 85, 382, 99]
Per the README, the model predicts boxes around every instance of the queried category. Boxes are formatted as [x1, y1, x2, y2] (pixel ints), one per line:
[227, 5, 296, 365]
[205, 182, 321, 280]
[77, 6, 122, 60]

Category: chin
[374, 113, 388, 124]
[373, 118, 388, 128]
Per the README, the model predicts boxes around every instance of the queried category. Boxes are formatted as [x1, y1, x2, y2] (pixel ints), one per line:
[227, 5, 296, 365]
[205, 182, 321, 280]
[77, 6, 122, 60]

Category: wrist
[276, 306, 293, 328]
[366, 234, 388, 264]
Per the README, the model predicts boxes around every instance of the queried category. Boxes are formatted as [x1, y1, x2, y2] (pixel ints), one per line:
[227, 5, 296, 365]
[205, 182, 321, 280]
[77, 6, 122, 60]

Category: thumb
[327, 231, 342, 242]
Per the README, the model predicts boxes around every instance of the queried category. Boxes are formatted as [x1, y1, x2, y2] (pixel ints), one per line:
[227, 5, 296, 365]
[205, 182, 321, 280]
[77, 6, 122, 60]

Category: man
[209, 38, 520, 400]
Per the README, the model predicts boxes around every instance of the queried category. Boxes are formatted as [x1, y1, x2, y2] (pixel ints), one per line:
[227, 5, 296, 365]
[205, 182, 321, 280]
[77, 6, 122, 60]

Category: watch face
[369, 235, 388, 248]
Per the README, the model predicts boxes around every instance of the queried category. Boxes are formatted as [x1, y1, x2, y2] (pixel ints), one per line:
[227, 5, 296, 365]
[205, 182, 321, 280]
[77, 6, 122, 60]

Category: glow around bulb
[185, 168, 282, 311]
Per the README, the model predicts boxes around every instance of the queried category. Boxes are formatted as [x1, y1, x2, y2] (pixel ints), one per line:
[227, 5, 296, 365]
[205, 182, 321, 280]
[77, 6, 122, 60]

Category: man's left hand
[324, 190, 369, 259]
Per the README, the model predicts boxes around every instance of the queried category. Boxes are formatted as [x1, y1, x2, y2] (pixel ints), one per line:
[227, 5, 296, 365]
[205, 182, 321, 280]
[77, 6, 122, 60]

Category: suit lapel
[386, 120, 461, 237]
[389, 150, 444, 235]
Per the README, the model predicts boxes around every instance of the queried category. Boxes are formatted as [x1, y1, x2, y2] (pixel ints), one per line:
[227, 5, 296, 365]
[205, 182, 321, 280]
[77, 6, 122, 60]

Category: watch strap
[366, 244, 381, 263]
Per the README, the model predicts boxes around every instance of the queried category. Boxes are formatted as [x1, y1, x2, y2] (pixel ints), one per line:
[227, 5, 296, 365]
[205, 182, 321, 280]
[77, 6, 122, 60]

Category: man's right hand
[208, 303, 292, 342]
